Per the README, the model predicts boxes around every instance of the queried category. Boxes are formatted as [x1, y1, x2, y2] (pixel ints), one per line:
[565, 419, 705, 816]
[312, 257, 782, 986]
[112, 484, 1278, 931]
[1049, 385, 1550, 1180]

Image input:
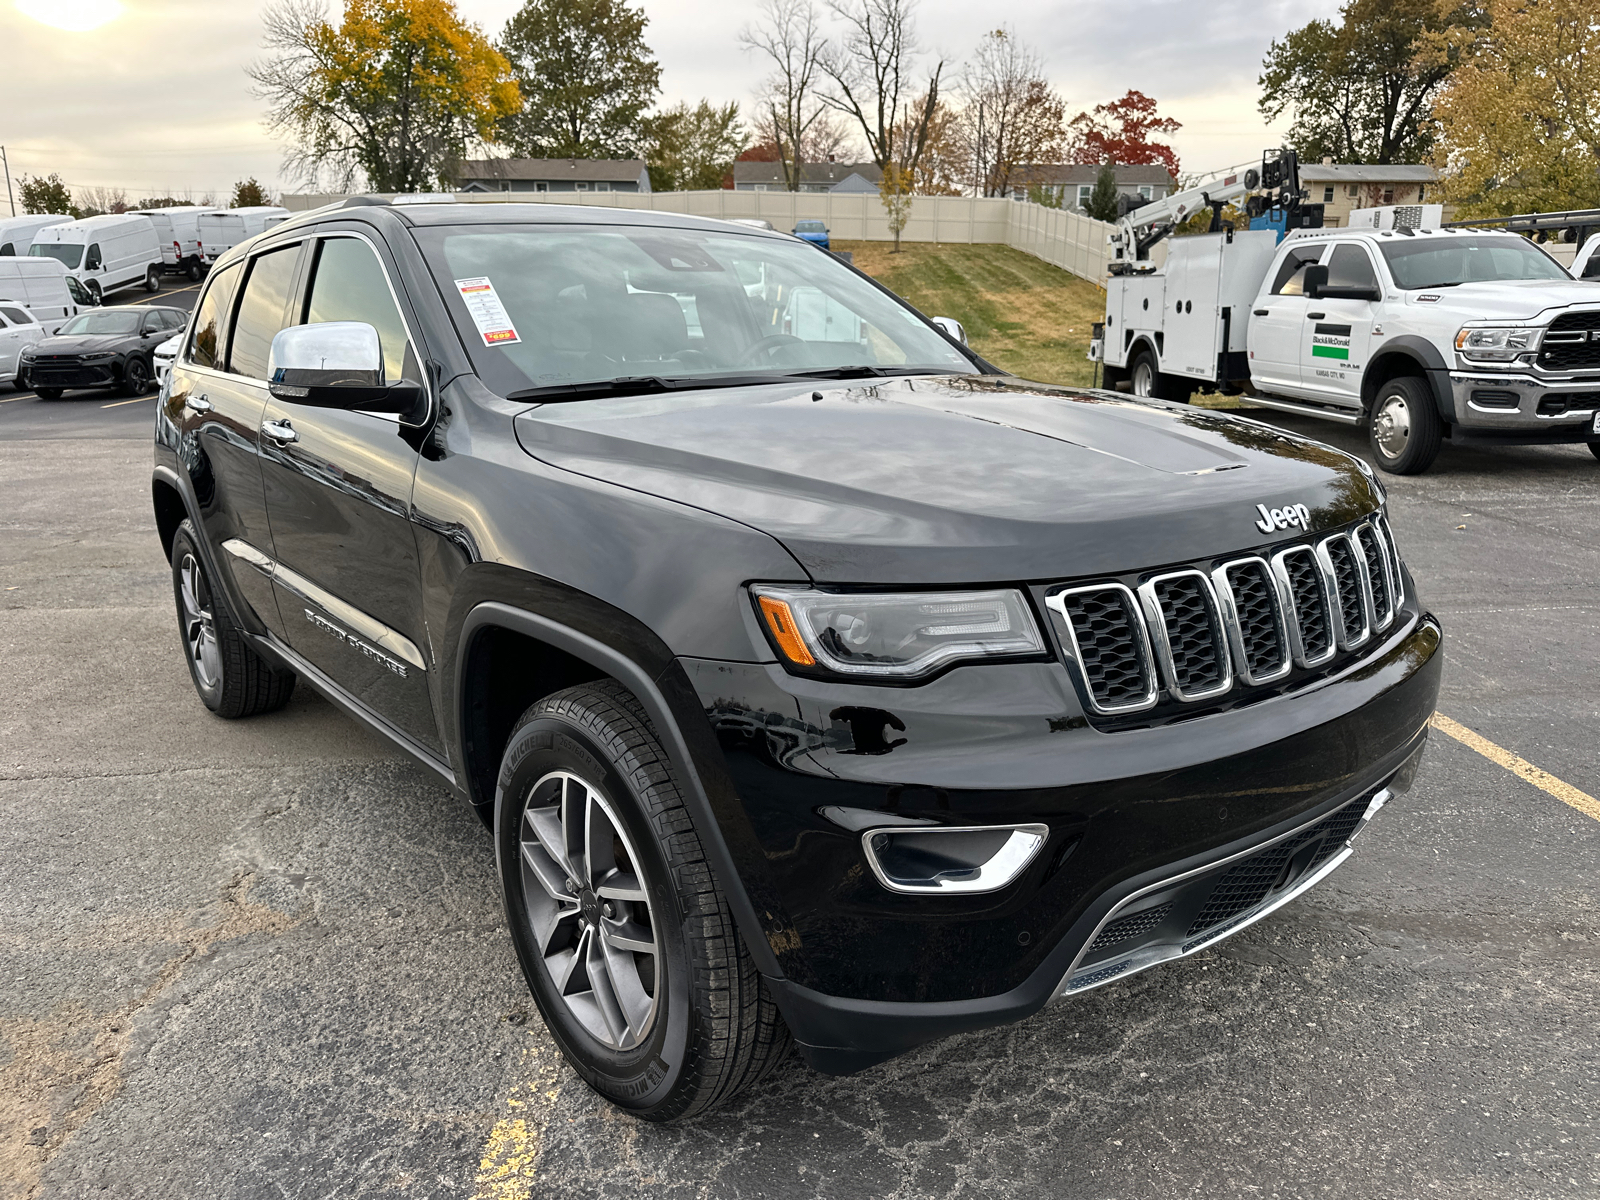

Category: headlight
[751, 586, 1045, 679]
[1455, 326, 1536, 361]
[80, 352, 116, 362]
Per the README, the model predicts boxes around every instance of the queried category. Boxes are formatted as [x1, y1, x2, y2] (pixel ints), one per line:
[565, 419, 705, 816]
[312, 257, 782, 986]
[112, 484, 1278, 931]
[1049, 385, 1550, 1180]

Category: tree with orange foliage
[250, 0, 521, 192]
[1067, 90, 1180, 178]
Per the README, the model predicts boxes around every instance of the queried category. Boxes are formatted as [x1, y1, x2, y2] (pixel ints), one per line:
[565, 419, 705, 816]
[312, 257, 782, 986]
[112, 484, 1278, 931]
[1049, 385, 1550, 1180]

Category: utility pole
[1, 146, 14, 216]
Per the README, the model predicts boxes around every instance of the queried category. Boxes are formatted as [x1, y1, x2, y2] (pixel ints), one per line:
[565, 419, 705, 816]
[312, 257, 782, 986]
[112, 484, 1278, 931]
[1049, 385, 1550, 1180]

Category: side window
[187, 262, 243, 370]
[303, 236, 414, 383]
[1326, 244, 1378, 291]
[1, 306, 33, 324]
[141, 312, 164, 334]
[228, 245, 302, 380]
[1271, 246, 1323, 296]
[1584, 256, 1600, 281]
[163, 309, 187, 330]
[0, 242, 13, 256]
[85, 243, 102, 270]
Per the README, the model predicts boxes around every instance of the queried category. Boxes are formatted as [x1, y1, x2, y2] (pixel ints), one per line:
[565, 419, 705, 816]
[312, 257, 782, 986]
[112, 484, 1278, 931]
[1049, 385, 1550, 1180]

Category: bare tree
[818, 0, 943, 180]
[957, 27, 1066, 197]
[740, 0, 829, 191]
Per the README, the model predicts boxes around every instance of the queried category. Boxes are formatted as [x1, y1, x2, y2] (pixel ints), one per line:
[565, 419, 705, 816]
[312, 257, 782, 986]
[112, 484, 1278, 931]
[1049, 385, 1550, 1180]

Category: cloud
[1, 0, 1329, 204]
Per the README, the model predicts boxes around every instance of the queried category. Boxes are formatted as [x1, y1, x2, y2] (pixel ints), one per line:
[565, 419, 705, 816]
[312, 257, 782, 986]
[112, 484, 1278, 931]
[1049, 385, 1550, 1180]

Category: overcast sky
[2, 0, 1335, 207]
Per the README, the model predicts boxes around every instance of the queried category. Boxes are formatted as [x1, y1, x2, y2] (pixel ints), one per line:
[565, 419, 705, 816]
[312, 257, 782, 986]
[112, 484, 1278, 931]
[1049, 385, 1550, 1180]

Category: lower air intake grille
[1185, 798, 1370, 937]
[1089, 902, 1173, 951]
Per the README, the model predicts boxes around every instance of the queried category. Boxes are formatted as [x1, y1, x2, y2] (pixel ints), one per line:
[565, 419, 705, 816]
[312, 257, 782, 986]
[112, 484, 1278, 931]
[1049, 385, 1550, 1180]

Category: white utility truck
[1094, 152, 1600, 473]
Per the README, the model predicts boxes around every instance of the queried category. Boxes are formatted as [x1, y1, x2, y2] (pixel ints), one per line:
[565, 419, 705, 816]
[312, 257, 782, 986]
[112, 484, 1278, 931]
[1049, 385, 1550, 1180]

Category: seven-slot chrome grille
[1047, 515, 1404, 719]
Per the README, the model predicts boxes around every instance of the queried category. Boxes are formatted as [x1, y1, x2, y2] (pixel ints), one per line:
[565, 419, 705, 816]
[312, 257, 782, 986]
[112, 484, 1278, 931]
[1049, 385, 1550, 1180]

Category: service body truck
[1096, 154, 1600, 473]
[197, 206, 289, 261]
[132, 205, 220, 280]
[0, 214, 72, 257]
[29, 214, 164, 301]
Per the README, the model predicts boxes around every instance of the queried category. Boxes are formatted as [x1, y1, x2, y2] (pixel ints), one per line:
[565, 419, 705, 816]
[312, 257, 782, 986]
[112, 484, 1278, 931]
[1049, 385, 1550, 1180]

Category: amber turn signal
[757, 595, 815, 666]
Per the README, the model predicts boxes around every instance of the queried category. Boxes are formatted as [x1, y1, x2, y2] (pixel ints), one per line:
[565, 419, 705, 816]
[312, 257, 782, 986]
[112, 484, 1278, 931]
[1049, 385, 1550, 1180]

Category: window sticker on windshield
[454, 277, 520, 346]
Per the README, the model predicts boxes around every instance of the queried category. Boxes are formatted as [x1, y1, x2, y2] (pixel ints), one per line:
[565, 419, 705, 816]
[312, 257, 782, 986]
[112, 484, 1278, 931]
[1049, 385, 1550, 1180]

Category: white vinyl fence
[283, 188, 1120, 283]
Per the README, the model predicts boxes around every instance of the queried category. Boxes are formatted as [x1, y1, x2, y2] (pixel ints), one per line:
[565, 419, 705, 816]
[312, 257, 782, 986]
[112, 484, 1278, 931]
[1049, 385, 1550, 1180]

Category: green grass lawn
[838, 240, 1105, 388]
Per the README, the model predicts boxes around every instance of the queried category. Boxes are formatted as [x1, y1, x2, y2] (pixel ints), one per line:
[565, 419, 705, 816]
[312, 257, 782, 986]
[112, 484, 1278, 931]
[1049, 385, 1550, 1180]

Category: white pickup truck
[1097, 215, 1600, 473]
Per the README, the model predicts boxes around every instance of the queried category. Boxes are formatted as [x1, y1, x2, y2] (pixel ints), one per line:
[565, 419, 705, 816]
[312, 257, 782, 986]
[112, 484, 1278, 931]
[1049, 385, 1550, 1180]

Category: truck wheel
[496, 680, 792, 1121]
[144, 265, 161, 293]
[169, 520, 296, 718]
[1368, 377, 1442, 475]
[1130, 350, 1160, 398]
[186, 260, 203, 282]
[86, 280, 102, 305]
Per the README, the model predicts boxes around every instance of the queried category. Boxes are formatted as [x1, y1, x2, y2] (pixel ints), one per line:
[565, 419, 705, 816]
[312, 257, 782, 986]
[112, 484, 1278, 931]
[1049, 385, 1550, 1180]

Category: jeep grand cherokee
[151, 199, 1442, 1121]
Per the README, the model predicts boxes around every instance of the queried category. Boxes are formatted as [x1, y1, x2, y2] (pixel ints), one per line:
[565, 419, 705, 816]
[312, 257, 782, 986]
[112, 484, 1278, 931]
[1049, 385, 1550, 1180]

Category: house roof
[1298, 164, 1438, 183]
[732, 161, 883, 186]
[451, 158, 646, 183]
[1012, 163, 1176, 188]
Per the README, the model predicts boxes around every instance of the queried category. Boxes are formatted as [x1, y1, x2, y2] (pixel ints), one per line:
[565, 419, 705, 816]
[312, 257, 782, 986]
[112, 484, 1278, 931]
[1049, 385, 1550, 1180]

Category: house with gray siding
[732, 161, 882, 194]
[449, 158, 651, 195]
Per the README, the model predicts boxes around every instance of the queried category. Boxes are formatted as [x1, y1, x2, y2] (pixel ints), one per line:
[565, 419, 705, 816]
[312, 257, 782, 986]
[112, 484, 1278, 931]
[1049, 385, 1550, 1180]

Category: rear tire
[1368, 376, 1442, 475]
[144, 265, 161, 293]
[1129, 348, 1191, 403]
[186, 260, 203, 282]
[169, 520, 296, 718]
[496, 680, 792, 1121]
[34, 387, 63, 400]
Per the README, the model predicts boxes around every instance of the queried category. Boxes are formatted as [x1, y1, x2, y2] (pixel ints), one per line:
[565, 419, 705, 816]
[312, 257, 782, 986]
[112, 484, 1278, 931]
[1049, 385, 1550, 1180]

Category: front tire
[121, 356, 151, 396]
[33, 386, 63, 399]
[1368, 377, 1442, 475]
[144, 265, 161, 293]
[86, 280, 102, 305]
[169, 520, 296, 718]
[496, 681, 791, 1121]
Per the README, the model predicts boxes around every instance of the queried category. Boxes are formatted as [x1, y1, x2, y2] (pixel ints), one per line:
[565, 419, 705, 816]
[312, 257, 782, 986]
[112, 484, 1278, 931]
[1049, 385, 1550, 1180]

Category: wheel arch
[452, 599, 795, 981]
[152, 475, 188, 559]
[1362, 337, 1453, 424]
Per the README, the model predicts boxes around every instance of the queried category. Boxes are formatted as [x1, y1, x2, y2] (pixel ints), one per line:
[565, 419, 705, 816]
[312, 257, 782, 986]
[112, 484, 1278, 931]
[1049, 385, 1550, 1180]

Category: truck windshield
[30, 243, 84, 270]
[1379, 235, 1570, 289]
[414, 222, 972, 398]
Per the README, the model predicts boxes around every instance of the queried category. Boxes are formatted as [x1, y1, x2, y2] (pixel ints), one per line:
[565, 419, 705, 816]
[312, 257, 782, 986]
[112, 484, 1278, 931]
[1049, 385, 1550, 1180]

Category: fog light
[862, 824, 1048, 895]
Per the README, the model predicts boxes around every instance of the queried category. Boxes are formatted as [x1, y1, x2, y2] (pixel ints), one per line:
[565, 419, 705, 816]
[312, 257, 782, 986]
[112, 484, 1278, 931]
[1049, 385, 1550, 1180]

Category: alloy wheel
[1373, 394, 1411, 460]
[519, 770, 660, 1051]
[178, 553, 221, 689]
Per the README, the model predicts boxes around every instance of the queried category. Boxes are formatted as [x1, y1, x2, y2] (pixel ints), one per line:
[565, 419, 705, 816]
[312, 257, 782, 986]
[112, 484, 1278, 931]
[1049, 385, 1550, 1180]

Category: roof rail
[338, 196, 391, 209]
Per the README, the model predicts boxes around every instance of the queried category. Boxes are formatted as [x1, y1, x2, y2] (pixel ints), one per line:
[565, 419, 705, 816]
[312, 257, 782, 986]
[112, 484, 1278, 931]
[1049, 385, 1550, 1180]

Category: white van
[132, 205, 219, 280]
[0, 214, 72, 257]
[197, 206, 289, 260]
[29, 214, 164, 301]
[0, 256, 92, 333]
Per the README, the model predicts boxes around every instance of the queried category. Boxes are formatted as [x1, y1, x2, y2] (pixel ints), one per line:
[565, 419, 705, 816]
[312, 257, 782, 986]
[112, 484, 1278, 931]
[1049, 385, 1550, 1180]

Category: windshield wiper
[507, 373, 788, 402]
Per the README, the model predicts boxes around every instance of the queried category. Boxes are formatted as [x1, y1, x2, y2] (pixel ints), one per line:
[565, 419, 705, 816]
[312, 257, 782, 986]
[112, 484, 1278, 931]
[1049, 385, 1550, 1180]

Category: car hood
[513, 375, 1382, 584]
[1406, 278, 1600, 322]
[30, 333, 132, 356]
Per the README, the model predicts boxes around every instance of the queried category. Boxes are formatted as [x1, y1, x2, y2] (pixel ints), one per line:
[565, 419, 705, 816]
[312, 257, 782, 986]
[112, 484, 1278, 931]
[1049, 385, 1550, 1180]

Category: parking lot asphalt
[1, 389, 1596, 1199]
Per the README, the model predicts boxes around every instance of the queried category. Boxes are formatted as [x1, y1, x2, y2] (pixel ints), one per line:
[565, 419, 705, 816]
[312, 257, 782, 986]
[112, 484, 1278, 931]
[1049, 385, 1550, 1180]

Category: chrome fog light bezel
[861, 823, 1050, 895]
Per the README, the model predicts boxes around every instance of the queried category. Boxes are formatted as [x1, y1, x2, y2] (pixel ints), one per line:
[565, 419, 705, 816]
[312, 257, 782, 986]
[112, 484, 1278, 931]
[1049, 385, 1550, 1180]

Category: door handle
[1253, 309, 1269, 316]
[261, 419, 298, 445]
[1307, 312, 1326, 320]
[186, 393, 212, 413]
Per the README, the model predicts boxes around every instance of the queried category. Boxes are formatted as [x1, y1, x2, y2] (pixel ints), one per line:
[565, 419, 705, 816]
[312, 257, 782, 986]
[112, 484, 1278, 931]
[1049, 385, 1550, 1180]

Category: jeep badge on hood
[1255, 502, 1311, 534]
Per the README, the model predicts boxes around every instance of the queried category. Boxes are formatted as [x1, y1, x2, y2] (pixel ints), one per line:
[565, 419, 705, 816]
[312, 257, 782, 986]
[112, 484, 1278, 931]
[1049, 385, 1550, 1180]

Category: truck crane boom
[1110, 149, 1300, 273]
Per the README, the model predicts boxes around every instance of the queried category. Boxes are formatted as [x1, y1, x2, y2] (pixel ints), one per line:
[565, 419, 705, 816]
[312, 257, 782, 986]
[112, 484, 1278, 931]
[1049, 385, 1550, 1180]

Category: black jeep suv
[152, 200, 1441, 1120]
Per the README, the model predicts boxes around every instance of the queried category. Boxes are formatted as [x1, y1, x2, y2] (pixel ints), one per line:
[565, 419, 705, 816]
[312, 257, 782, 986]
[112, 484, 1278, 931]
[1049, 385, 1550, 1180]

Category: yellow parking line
[101, 396, 153, 409]
[1431, 712, 1600, 823]
[0, 393, 32, 403]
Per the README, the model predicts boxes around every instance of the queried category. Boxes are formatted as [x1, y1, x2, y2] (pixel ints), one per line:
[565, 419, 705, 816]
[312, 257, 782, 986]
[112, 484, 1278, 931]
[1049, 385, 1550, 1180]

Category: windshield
[1380, 235, 1570, 289]
[30, 243, 84, 270]
[794, 221, 826, 233]
[58, 311, 141, 335]
[414, 223, 972, 397]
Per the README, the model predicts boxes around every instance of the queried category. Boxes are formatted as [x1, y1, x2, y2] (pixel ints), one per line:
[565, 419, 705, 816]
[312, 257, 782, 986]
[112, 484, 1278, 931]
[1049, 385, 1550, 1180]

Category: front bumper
[683, 592, 1442, 1073]
[1448, 369, 1600, 438]
[26, 359, 119, 388]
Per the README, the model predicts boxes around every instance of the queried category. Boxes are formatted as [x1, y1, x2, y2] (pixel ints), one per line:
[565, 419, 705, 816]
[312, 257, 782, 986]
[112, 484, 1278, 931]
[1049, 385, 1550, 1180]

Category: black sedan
[22, 306, 189, 399]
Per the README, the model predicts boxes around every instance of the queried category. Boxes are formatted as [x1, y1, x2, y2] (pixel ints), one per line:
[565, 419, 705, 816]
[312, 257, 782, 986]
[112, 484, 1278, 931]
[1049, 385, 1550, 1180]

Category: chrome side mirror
[930, 315, 967, 345]
[268, 321, 420, 413]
